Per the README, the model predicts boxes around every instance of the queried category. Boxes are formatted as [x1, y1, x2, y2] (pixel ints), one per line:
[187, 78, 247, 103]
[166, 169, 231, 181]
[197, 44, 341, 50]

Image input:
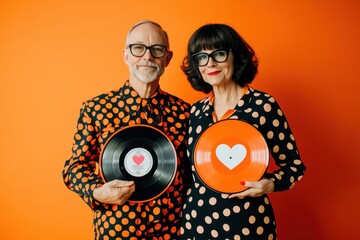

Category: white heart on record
[215, 144, 247, 170]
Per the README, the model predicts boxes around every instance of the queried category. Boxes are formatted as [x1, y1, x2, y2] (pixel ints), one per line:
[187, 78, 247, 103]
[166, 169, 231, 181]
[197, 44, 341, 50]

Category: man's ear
[122, 49, 129, 65]
[165, 50, 173, 67]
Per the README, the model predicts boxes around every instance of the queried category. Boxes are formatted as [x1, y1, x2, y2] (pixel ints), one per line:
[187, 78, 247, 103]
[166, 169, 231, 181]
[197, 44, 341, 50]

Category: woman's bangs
[192, 30, 226, 53]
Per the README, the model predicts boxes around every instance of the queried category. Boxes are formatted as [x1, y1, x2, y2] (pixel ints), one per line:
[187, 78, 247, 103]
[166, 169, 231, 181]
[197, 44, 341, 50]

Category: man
[62, 20, 190, 240]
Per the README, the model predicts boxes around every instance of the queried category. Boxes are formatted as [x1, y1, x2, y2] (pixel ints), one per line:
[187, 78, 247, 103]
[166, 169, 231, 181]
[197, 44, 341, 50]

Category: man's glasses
[128, 44, 168, 58]
[192, 49, 231, 67]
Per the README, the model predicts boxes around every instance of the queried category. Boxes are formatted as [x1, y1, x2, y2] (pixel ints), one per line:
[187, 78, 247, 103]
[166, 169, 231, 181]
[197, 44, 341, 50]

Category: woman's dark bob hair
[181, 23, 258, 94]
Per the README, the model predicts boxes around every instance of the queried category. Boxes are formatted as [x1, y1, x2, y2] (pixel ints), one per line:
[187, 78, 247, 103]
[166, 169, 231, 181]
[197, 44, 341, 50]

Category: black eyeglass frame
[128, 44, 168, 58]
[192, 49, 231, 67]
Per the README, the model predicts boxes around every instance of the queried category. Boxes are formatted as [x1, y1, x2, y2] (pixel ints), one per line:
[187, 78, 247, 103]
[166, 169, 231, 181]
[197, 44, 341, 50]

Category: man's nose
[142, 48, 153, 60]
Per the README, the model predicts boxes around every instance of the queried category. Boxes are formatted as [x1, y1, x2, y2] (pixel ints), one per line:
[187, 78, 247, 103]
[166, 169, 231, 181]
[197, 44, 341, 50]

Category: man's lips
[137, 65, 157, 71]
[138, 65, 155, 68]
[207, 70, 221, 76]
[137, 61, 158, 69]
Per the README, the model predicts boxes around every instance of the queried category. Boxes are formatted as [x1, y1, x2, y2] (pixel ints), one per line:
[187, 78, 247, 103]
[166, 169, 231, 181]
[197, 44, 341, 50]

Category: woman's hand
[93, 180, 135, 205]
[229, 179, 274, 199]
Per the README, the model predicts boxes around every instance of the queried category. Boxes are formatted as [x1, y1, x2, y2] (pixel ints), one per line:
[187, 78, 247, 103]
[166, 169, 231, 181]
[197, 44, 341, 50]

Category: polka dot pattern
[63, 81, 190, 239]
[180, 87, 305, 239]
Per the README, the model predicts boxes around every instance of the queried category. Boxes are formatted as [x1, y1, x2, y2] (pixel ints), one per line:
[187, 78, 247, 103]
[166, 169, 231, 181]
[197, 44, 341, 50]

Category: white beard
[130, 61, 165, 83]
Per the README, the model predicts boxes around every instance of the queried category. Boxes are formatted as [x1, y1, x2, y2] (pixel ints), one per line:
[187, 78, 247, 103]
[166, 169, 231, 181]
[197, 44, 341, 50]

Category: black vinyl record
[99, 124, 177, 203]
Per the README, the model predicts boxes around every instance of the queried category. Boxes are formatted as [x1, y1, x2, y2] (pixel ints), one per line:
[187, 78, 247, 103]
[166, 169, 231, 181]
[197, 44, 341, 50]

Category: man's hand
[93, 180, 135, 205]
[229, 179, 274, 199]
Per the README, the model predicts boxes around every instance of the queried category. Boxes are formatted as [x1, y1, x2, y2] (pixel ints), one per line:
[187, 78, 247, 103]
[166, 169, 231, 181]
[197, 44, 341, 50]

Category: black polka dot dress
[180, 86, 306, 240]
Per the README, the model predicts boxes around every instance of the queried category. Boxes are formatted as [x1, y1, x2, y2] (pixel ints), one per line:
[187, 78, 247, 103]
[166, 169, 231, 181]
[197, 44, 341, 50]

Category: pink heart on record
[132, 155, 144, 165]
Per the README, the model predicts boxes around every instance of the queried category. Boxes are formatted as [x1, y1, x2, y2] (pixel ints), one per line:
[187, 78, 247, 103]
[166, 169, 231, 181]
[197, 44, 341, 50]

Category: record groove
[100, 125, 177, 203]
[193, 119, 269, 193]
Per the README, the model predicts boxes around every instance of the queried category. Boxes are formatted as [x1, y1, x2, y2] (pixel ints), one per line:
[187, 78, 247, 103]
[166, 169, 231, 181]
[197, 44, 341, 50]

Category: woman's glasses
[192, 49, 231, 67]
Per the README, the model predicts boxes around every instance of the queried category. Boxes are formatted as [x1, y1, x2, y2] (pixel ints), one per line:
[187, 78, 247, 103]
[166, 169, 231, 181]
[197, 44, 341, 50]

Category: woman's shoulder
[249, 86, 272, 98]
[190, 96, 211, 111]
[193, 96, 210, 105]
[248, 86, 279, 105]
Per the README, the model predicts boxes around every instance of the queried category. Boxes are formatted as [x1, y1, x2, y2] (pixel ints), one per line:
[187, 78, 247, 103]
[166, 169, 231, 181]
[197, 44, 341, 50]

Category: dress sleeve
[62, 102, 104, 209]
[259, 97, 306, 192]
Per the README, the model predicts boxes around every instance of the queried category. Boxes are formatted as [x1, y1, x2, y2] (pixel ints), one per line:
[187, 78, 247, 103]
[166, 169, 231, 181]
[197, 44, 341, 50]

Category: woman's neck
[212, 84, 244, 120]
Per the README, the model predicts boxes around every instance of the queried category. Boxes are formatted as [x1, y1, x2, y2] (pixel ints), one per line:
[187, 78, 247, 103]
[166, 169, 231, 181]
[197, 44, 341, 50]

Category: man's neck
[129, 78, 160, 98]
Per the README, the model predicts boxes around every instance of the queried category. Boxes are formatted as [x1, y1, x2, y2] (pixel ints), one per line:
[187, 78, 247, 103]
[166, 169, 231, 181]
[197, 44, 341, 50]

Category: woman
[180, 23, 306, 239]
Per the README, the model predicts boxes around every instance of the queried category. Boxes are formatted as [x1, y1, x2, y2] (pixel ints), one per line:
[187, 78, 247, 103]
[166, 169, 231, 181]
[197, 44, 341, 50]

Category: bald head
[125, 20, 170, 48]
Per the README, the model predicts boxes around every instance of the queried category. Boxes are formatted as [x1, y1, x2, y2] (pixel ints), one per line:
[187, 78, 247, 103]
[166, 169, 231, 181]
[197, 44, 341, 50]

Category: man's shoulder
[159, 89, 191, 109]
[83, 88, 121, 105]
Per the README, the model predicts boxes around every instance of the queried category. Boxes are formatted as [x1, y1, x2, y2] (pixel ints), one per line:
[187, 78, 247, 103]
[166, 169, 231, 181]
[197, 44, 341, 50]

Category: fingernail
[240, 181, 245, 185]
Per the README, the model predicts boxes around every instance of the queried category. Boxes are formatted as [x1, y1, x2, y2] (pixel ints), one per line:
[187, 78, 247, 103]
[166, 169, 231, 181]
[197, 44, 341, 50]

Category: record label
[124, 148, 153, 177]
[194, 119, 269, 193]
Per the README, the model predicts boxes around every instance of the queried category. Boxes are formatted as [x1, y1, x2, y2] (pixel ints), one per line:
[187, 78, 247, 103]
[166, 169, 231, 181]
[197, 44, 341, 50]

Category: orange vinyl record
[194, 119, 269, 193]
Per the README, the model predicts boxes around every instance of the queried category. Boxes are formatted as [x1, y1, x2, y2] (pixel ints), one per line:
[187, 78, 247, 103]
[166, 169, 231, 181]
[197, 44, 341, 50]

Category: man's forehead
[127, 22, 168, 44]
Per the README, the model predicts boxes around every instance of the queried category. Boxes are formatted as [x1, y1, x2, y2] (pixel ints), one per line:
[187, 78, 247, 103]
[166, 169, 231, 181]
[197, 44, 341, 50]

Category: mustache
[136, 61, 159, 68]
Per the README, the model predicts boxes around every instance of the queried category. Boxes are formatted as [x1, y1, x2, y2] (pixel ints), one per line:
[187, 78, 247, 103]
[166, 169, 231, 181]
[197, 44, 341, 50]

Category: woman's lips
[207, 70, 221, 76]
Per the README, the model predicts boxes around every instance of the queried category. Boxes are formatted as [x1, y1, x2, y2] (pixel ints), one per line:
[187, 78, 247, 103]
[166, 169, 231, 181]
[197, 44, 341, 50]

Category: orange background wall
[1, 0, 359, 239]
